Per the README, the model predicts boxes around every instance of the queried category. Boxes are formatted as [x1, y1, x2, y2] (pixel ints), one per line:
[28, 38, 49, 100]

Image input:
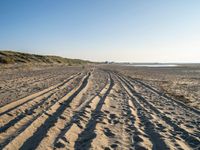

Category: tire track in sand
[113, 77, 153, 150]
[74, 73, 114, 150]
[128, 77, 200, 116]
[122, 74, 200, 149]
[51, 74, 110, 149]
[115, 73, 175, 150]
[116, 72, 199, 150]
[0, 73, 83, 148]
[89, 76, 152, 150]
[1, 73, 90, 149]
[0, 72, 82, 127]
[128, 77, 200, 137]
[0, 72, 82, 116]
[34, 71, 96, 149]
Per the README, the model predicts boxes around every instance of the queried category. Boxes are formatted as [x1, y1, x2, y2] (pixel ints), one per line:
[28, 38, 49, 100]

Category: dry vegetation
[0, 51, 90, 65]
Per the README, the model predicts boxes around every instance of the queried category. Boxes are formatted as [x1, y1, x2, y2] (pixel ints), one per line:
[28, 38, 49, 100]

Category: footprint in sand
[107, 113, 120, 125]
[134, 143, 148, 150]
[54, 141, 65, 148]
[103, 128, 115, 137]
[104, 110, 110, 114]
[110, 143, 118, 149]
[133, 135, 144, 143]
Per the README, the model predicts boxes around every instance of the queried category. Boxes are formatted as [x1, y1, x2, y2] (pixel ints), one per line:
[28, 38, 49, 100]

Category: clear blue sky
[0, 0, 200, 62]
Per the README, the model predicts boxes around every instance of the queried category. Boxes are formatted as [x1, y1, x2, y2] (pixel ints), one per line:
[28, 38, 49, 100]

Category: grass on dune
[0, 50, 90, 65]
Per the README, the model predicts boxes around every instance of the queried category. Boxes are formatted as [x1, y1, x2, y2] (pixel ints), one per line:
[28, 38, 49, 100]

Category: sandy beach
[0, 64, 199, 150]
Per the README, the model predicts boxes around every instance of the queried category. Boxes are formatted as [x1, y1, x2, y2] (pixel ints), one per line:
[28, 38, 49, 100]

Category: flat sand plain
[0, 64, 199, 150]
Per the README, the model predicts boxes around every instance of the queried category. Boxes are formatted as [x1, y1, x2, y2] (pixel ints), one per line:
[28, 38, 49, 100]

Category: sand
[0, 64, 199, 150]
